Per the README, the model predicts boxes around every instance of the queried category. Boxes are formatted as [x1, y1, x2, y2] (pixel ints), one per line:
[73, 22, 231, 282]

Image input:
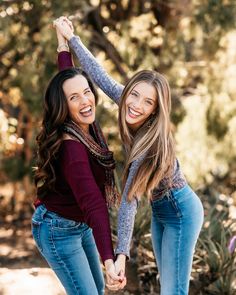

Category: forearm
[115, 155, 146, 258]
[56, 29, 74, 71]
[115, 196, 138, 259]
[56, 29, 69, 52]
[69, 35, 124, 105]
[65, 155, 114, 263]
[87, 207, 115, 263]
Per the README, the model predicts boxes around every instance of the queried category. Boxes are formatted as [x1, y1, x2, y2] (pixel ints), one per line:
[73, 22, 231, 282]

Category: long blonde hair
[118, 70, 175, 201]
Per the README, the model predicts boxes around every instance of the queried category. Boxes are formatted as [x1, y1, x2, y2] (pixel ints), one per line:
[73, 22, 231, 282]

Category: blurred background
[0, 0, 236, 294]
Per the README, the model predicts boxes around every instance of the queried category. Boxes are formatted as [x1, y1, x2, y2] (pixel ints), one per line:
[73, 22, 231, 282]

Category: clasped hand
[104, 256, 126, 291]
[53, 16, 75, 41]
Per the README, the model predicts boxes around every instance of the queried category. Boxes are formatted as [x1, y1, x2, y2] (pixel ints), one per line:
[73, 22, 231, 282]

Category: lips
[79, 106, 92, 117]
[128, 107, 142, 118]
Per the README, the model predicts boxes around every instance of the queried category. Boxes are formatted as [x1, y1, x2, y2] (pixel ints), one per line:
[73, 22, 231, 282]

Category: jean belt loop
[38, 204, 48, 220]
[166, 189, 171, 200]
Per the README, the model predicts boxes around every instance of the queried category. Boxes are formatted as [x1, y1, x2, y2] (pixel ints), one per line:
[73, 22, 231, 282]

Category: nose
[132, 98, 142, 110]
[80, 94, 89, 104]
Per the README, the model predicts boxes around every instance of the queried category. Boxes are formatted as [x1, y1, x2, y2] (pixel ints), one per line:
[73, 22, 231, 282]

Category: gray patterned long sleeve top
[69, 36, 123, 105]
[68, 36, 187, 258]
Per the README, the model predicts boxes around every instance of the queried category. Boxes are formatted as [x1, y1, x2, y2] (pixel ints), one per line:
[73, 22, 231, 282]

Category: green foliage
[0, 1, 236, 292]
[2, 156, 28, 182]
[193, 190, 236, 294]
[1, 0, 236, 188]
[195, 0, 236, 34]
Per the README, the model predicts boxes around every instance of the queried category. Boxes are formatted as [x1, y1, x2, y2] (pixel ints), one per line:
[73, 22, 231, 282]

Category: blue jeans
[31, 205, 105, 295]
[151, 184, 204, 295]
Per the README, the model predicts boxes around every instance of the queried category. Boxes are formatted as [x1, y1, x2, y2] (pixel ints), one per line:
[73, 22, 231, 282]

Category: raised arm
[55, 26, 74, 71]
[69, 36, 123, 105]
[54, 17, 124, 105]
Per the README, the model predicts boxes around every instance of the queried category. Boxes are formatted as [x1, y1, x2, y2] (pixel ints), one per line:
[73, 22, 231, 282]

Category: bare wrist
[56, 31, 66, 44]
[104, 259, 113, 268]
[57, 43, 69, 52]
[117, 254, 126, 262]
[67, 33, 75, 41]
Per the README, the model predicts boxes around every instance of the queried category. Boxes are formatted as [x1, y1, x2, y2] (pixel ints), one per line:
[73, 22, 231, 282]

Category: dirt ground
[0, 220, 138, 295]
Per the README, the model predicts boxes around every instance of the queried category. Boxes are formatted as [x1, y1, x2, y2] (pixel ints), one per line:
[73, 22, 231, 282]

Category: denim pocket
[32, 220, 43, 253]
[151, 190, 182, 219]
[151, 190, 171, 206]
[51, 217, 81, 231]
[169, 191, 183, 218]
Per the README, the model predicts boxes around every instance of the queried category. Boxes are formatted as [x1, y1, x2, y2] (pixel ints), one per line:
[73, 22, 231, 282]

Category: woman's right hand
[104, 259, 126, 291]
[53, 16, 75, 41]
[114, 254, 126, 280]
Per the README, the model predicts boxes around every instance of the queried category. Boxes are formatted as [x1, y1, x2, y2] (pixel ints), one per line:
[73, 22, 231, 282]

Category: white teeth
[80, 106, 91, 113]
[129, 107, 141, 116]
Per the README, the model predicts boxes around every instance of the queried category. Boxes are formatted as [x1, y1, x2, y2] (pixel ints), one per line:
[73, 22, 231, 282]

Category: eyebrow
[131, 89, 155, 102]
[146, 97, 155, 102]
[68, 87, 91, 98]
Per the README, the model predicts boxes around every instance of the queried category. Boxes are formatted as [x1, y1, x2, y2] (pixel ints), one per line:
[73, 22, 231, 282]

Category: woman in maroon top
[31, 66, 125, 294]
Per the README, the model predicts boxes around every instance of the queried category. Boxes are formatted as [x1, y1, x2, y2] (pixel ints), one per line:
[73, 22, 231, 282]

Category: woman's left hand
[104, 259, 126, 291]
[53, 16, 74, 41]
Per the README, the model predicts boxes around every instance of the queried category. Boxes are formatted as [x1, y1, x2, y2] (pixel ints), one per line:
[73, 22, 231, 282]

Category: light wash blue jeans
[31, 205, 105, 295]
[151, 184, 204, 295]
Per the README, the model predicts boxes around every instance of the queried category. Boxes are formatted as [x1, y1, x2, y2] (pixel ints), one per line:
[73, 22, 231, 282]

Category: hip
[32, 204, 90, 238]
[151, 184, 204, 221]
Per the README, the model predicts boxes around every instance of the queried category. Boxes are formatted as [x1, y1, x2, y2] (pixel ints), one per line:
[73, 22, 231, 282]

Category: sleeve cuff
[115, 249, 130, 261]
[101, 253, 115, 265]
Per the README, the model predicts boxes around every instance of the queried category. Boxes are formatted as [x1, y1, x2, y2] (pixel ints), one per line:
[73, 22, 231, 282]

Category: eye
[85, 89, 91, 94]
[131, 92, 138, 97]
[146, 100, 153, 105]
[70, 95, 78, 101]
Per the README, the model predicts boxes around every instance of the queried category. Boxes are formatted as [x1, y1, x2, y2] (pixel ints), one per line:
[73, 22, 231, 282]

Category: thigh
[49, 219, 101, 295]
[32, 210, 100, 295]
[158, 185, 204, 295]
[151, 195, 183, 294]
[171, 186, 204, 292]
[82, 226, 105, 295]
[151, 213, 164, 274]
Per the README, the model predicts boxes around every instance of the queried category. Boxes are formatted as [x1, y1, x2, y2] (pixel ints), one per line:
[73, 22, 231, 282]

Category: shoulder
[60, 139, 89, 165]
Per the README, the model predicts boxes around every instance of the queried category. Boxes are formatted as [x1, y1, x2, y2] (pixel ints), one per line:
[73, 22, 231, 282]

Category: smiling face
[125, 81, 158, 130]
[63, 74, 96, 133]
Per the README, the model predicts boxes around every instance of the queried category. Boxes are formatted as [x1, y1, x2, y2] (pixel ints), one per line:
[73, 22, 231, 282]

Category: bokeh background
[0, 0, 236, 294]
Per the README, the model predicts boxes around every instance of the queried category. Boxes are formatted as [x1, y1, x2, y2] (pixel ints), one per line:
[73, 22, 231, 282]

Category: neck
[81, 125, 89, 134]
[71, 119, 90, 134]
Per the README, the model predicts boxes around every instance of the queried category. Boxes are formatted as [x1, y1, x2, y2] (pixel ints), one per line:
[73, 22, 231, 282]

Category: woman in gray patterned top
[54, 17, 204, 295]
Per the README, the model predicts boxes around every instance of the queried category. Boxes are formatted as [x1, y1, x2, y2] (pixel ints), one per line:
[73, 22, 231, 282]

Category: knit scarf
[63, 120, 120, 207]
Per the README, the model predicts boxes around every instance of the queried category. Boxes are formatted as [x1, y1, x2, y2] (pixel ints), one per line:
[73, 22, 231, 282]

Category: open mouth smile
[79, 106, 92, 117]
[128, 107, 142, 118]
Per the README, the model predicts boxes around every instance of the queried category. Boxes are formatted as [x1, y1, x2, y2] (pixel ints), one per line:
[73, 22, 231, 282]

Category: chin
[125, 115, 133, 125]
[126, 117, 139, 126]
[88, 117, 96, 125]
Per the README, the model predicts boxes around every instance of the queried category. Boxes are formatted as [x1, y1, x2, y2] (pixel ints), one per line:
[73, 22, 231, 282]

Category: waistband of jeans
[151, 189, 171, 204]
[152, 182, 188, 201]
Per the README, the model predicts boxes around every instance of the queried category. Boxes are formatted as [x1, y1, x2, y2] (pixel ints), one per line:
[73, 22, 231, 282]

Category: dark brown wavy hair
[35, 67, 98, 199]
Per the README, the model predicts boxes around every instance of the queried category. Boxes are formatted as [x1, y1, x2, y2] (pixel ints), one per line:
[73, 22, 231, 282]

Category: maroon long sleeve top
[35, 54, 115, 263]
